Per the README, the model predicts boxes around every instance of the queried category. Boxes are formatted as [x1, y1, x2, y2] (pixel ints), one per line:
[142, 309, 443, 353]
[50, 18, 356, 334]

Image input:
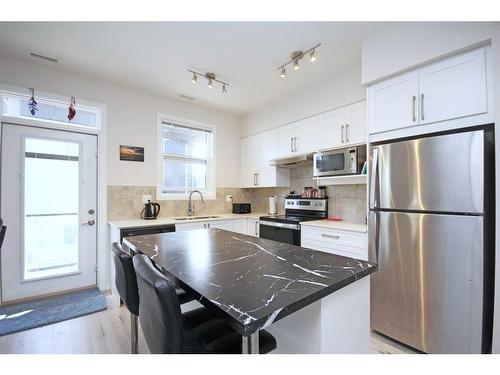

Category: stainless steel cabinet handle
[341, 125, 344, 143]
[345, 124, 349, 143]
[82, 219, 95, 226]
[293, 137, 297, 152]
[290, 138, 294, 152]
[369, 148, 379, 209]
[207, 223, 210, 228]
[255, 173, 259, 186]
[420, 93, 425, 121]
[321, 233, 340, 239]
[253, 173, 257, 186]
[255, 221, 258, 236]
[412, 95, 417, 122]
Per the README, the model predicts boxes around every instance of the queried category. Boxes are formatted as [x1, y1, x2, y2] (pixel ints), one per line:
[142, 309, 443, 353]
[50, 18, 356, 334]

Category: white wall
[241, 63, 365, 136]
[361, 21, 500, 354]
[0, 54, 242, 188]
[361, 22, 497, 84]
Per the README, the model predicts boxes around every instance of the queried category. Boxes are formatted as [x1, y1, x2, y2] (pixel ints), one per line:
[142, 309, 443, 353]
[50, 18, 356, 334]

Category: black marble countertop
[123, 228, 377, 336]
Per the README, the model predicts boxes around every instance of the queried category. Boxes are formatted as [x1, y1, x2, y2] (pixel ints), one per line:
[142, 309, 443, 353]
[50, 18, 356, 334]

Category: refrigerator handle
[368, 211, 379, 264]
[369, 148, 379, 209]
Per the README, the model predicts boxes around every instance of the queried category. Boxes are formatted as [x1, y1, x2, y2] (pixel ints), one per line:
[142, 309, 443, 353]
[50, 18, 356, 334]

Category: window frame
[156, 113, 216, 201]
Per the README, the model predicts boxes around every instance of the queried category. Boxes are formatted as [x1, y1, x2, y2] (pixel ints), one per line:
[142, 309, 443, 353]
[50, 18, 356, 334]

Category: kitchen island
[123, 228, 376, 354]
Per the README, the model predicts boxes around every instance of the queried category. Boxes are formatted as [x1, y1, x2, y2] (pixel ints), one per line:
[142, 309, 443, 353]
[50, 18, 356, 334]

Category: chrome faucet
[187, 190, 204, 216]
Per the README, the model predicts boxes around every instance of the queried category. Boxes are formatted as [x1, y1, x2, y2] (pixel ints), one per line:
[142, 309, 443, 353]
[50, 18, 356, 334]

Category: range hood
[269, 153, 313, 168]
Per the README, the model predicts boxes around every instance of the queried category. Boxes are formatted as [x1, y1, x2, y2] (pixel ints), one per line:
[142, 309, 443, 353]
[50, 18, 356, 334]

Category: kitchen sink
[173, 216, 220, 221]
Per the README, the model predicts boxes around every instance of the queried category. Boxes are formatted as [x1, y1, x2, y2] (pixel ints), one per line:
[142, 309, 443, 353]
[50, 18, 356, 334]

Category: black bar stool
[132, 254, 277, 354]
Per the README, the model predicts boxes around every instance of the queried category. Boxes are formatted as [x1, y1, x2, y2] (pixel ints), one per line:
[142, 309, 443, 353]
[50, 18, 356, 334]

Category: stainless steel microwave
[313, 146, 367, 177]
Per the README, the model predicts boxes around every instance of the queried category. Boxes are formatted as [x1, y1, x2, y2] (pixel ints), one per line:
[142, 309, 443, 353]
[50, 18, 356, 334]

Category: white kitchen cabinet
[278, 123, 297, 158]
[418, 48, 487, 125]
[232, 219, 248, 235]
[368, 47, 489, 135]
[207, 220, 233, 231]
[316, 107, 345, 150]
[301, 226, 368, 261]
[246, 218, 260, 237]
[240, 130, 289, 188]
[345, 101, 367, 145]
[278, 118, 317, 157]
[175, 221, 209, 231]
[367, 71, 419, 134]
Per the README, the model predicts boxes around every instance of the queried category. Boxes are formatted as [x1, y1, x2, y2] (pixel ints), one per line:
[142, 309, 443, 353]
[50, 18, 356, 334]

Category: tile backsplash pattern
[108, 166, 367, 224]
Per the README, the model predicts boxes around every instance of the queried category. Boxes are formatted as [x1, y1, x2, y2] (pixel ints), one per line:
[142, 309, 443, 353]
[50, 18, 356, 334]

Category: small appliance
[313, 145, 366, 177]
[268, 196, 277, 215]
[141, 200, 160, 220]
[259, 198, 328, 246]
[232, 203, 251, 214]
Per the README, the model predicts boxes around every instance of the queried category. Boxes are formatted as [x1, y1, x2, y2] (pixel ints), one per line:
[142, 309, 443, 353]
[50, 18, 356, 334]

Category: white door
[316, 107, 345, 150]
[259, 128, 289, 187]
[418, 48, 488, 125]
[345, 101, 367, 145]
[278, 123, 297, 158]
[1, 124, 97, 302]
[367, 71, 419, 134]
[240, 135, 259, 188]
[296, 117, 317, 154]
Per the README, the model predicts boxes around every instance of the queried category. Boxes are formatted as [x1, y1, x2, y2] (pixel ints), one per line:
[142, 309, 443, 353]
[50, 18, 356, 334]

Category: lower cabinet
[246, 219, 259, 237]
[301, 226, 367, 261]
[175, 218, 259, 236]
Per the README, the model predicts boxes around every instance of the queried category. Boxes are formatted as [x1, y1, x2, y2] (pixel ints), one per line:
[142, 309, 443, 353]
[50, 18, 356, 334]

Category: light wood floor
[0, 294, 418, 354]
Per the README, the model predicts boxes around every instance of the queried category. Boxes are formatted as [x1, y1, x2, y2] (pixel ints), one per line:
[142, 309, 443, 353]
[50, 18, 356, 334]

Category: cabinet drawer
[301, 239, 367, 261]
[301, 226, 367, 249]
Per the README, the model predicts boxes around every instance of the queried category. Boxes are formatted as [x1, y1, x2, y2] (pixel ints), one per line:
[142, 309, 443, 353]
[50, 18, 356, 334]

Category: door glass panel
[23, 137, 80, 280]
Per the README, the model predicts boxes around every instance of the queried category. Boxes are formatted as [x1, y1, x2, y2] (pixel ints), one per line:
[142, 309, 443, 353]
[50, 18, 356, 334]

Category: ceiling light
[310, 49, 316, 62]
[187, 70, 229, 94]
[277, 43, 321, 77]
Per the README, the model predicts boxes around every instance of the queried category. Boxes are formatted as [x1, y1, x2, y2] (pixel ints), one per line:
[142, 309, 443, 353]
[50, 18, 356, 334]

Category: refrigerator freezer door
[370, 211, 484, 353]
[369, 130, 484, 213]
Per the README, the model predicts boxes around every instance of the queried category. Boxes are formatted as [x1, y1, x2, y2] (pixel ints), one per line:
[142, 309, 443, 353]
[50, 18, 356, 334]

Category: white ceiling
[0, 22, 388, 115]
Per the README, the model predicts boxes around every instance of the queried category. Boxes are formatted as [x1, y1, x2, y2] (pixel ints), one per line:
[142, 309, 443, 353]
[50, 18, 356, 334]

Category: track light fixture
[188, 70, 229, 93]
[278, 43, 321, 78]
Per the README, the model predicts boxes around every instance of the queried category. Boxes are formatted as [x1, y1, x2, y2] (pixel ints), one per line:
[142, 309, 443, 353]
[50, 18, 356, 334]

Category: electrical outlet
[142, 195, 152, 204]
[225, 195, 233, 203]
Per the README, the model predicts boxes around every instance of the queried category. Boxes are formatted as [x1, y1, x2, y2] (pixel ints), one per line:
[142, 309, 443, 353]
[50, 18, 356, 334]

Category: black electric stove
[259, 198, 328, 246]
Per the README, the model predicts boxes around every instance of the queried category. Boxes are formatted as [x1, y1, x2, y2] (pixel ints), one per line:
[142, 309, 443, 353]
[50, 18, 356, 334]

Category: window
[158, 118, 215, 199]
[1, 92, 99, 129]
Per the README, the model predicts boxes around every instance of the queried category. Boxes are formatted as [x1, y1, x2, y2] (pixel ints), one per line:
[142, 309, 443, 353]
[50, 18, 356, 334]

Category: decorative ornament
[28, 88, 38, 116]
[68, 96, 76, 121]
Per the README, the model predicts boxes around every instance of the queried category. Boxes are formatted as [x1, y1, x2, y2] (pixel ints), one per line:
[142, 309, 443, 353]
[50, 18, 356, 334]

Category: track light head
[208, 79, 213, 88]
[191, 72, 198, 83]
[222, 84, 227, 93]
[310, 49, 316, 62]
[293, 60, 300, 71]
[280, 67, 286, 78]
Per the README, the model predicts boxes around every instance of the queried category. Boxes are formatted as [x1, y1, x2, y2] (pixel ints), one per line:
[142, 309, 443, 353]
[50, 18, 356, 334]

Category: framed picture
[119, 145, 144, 162]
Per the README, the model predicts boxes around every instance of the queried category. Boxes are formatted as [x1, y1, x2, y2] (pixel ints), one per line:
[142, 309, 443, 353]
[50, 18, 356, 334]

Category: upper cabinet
[278, 117, 318, 158]
[345, 101, 367, 145]
[368, 47, 489, 135]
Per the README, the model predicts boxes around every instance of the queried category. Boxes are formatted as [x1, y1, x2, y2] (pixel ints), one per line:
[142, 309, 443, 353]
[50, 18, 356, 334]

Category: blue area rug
[0, 288, 107, 336]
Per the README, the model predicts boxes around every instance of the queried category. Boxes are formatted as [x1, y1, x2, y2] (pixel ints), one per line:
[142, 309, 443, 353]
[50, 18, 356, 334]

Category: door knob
[82, 219, 95, 226]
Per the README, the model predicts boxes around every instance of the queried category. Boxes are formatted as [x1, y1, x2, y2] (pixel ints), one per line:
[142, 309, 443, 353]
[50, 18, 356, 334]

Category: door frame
[0, 84, 108, 304]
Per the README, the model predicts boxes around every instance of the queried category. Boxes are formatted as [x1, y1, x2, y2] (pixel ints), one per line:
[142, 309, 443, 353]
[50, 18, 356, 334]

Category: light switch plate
[142, 195, 152, 204]
[225, 195, 233, 203]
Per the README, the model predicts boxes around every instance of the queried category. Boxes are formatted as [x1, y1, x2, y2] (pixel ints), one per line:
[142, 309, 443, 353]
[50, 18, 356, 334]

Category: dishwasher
[120, 224, 176, 243]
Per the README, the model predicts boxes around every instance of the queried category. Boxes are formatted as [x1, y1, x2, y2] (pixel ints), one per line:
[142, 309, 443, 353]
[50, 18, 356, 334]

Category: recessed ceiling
[0, 22, 389, 114]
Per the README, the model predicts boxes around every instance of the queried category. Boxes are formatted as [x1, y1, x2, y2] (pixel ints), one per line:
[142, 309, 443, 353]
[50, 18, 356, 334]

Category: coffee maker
[141, 200, 160, 220]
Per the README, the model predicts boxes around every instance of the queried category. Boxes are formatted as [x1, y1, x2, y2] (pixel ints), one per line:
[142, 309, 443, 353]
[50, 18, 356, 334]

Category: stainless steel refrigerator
[368, 127, 495, 354]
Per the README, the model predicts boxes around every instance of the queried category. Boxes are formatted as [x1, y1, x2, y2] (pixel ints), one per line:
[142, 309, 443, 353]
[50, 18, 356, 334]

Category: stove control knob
[318, 202, 322, 206]
[313, 202, 318, 206]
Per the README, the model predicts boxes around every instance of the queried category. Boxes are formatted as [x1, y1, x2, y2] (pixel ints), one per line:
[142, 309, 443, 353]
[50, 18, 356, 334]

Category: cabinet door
[240, 135, 259, 188]
[316, 107, 345, 150]
[367, 71, 419, 134]
[208, 220, 233, 231]
[419, 48, 487, 125]
[278, 123, 297, 157]
[175, 222, 209, 231]
[345, 101, 367, 145]
[232, 219, 248, 235]
[259, 129, 289, 187]
[247, 219, 259, 237]
[295, 117, 318, 154]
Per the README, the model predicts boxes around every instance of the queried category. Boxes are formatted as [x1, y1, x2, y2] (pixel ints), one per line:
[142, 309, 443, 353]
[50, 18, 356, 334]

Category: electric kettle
[141, 200, 160, 220]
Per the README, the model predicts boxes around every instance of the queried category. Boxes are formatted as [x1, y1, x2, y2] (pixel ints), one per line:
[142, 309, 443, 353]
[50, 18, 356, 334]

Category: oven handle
[259, 221, 301, 230]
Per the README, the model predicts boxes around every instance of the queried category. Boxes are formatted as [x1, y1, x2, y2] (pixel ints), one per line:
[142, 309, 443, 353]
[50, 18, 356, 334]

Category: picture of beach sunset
[119, 145, 144, 162]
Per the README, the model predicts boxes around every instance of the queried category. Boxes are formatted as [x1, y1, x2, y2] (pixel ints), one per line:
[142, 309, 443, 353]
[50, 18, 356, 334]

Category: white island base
[265, 276, 370, 354]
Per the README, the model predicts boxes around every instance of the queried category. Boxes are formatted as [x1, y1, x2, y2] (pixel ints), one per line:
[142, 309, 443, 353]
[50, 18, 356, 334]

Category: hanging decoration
[28, 88, 38, 116]
[67, 96, 76, 121]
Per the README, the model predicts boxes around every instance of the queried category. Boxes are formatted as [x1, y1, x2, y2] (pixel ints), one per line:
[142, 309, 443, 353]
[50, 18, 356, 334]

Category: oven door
[259, 221, 301, 246]
[313, 149, 351, 177]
